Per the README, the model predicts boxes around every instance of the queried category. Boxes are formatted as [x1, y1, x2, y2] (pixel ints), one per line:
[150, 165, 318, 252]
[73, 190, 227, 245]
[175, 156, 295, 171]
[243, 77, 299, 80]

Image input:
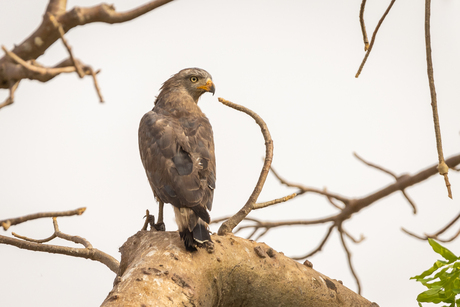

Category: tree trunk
[101, 231, 376, 307]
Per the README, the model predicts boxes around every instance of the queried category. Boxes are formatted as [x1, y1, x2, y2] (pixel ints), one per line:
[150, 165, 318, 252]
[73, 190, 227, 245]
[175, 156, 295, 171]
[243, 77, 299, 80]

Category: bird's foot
[153, 222, 165, 232]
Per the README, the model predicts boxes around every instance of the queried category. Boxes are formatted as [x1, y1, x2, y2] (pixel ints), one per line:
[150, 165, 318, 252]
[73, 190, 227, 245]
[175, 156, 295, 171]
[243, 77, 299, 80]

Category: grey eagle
[138, 68, 216, 251]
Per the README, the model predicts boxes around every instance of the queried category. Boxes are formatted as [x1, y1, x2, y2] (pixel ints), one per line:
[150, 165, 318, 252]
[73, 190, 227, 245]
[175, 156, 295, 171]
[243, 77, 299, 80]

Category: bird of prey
[138, 68, 216, 251]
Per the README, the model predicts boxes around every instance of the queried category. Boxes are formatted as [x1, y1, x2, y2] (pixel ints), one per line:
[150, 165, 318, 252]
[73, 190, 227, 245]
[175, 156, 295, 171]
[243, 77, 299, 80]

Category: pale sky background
[1, 0, 460, 306]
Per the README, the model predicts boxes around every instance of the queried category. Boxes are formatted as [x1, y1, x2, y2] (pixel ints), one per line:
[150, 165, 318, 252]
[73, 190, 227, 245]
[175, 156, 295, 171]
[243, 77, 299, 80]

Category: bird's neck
[154, 90, 203, 117]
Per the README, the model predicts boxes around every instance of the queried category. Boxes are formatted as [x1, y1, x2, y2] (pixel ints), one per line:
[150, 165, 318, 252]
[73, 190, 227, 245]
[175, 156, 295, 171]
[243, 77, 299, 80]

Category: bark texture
[101, 231, 375, 307]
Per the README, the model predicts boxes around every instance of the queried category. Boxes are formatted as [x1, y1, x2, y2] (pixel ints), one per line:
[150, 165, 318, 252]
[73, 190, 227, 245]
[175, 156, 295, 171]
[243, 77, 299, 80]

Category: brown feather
[138, 68, 216, 251]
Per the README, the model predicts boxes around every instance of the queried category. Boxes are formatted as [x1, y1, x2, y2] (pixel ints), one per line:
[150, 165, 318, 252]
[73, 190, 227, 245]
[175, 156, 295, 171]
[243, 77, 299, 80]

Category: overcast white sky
[1, 0, 460, 306]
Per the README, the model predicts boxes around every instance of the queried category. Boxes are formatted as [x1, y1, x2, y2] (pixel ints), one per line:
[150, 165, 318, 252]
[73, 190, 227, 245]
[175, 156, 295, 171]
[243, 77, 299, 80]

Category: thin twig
[401, 189, 417, 214]
[343, 228, 365, 244]
[90, 68, 104, 102]
[355, 0, 397, 78]
[217, 98, 274, 235]
[0, 207, 86, 230]
[436, 228, 460, 243]
[48, 14, 85, 78]
[339, 225, 362, 294]
[354, 152, 418, 213]
[433, 211, 460, 237]
[270, 166, 350, 204]
[353, 152, 398, 179]
[359, 0, 369, 51]
[0, 234, 119, 273]
[12, 217, 93, 248]
[291, 224, 335, 260]
[254, 228, 270, 241]
[253, 193, 297, 210]
[13, 231, 56, 243]
[2, 45, 75, 76]
[324, 187, 344, 209]
[401, 227, 427, 240]
[0, 81, 19, 109]
[424, 0, 452, 199]
[402, 210, 460, 243]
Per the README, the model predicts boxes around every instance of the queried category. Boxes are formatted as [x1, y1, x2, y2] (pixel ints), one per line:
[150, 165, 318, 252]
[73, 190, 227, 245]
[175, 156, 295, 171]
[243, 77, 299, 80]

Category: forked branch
[0, 207, 86, 230]
[0, 209, 119, 273]
[355, 0, 397, 78]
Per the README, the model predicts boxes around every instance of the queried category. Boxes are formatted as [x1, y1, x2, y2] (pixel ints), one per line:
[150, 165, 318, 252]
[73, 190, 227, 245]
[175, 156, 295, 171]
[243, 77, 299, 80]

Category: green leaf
[417, 288, 443, 303]
[429, 239, 459, 263]
[412, 260, 450, 281]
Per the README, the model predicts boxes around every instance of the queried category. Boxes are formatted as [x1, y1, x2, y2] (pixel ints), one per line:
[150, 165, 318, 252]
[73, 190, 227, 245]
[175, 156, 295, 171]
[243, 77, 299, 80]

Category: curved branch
[0, 207, 86, 230]
[402, 211, 460, 243]
[1, 210, 119, 273]
[253, 193, 297, 210]
[339, 225, 361, 295]
[0, 235, 119, 273]
[359, 0, 369, 51]
[291, 224, 335, 260]
[355, 0, 397, 78]
[217, 98, 274, 235]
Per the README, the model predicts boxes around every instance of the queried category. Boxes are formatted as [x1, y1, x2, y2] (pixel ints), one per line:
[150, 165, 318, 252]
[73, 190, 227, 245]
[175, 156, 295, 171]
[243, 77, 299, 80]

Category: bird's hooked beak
[198, 78, 216, 95]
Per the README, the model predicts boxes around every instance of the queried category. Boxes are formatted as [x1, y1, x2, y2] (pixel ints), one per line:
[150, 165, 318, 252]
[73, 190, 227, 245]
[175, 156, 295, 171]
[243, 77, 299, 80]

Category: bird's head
[161, 68, 216, 103]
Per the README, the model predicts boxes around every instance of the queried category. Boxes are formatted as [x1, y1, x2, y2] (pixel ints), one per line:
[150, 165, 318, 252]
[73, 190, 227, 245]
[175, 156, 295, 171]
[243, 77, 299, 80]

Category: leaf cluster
[411, 239, 460, 307]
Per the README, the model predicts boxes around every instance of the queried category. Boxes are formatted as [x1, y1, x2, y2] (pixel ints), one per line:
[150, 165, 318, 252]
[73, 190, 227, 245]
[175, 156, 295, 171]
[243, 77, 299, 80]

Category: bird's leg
[154, 201, 165, 231]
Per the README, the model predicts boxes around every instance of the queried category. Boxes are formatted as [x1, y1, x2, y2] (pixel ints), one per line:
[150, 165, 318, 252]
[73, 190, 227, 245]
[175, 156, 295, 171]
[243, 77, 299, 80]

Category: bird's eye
[190, 76, 198, 83]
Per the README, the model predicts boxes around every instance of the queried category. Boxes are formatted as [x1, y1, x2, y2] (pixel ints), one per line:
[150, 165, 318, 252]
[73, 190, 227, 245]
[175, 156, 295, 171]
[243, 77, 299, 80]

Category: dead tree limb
[424, 0, 452, 198]
[212, 153, 460, 293]
[0, 0, 173, 108]
[0, 209, 119, 273]
[359, 0, 369, 51]
[217, 98, 274, 236]
[355, 0, 397, 78]
[101, 231, 374, 306]
[0, 207, 86, 230]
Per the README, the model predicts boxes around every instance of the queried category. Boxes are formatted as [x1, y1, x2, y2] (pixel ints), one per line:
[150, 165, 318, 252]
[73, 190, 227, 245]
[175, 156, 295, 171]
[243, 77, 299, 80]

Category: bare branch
[270, 166, 350, 204]
[1, 211, 118, 273]
[359, 0, 369, 51]
[324, 187, 344, 209]
[401, 227, 427, 240]
[343, 228, 365, 244]
[217, 98, 273, 235]
[402, 211, 460, 242]
[48, 13, 85, 78]
[13, 231, 57, 243]
[291, 224, 335, 260]
[425, 0, 452, 199]
[401, 189, 417, 214]
[339, 225, 362, 295]
[0, 207, 86, 230]
[353, 152, 398, 179]
[2, 45, 75, 76]
[89, 68, 104, 102]
[355, 0, 397, 78]
[0, 81, 19, 109]
[253, 193, 297, 210]
[0, 0, 174, 66]
[354, 152, 418, 213]
[0, 234, 119, 273]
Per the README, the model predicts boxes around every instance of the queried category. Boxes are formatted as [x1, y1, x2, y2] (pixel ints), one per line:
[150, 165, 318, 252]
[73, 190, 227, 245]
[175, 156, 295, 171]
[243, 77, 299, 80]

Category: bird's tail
[193, 219, 211, 243]
[174, 207, 212, 251]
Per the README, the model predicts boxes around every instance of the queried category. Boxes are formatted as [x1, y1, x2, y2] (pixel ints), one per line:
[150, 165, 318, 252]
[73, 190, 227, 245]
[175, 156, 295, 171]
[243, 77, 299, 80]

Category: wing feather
[138, 110, 215, 215]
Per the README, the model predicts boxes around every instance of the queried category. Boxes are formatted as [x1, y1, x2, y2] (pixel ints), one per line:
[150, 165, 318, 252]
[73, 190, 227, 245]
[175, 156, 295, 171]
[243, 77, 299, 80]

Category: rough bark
[101, 231, 375, 307]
